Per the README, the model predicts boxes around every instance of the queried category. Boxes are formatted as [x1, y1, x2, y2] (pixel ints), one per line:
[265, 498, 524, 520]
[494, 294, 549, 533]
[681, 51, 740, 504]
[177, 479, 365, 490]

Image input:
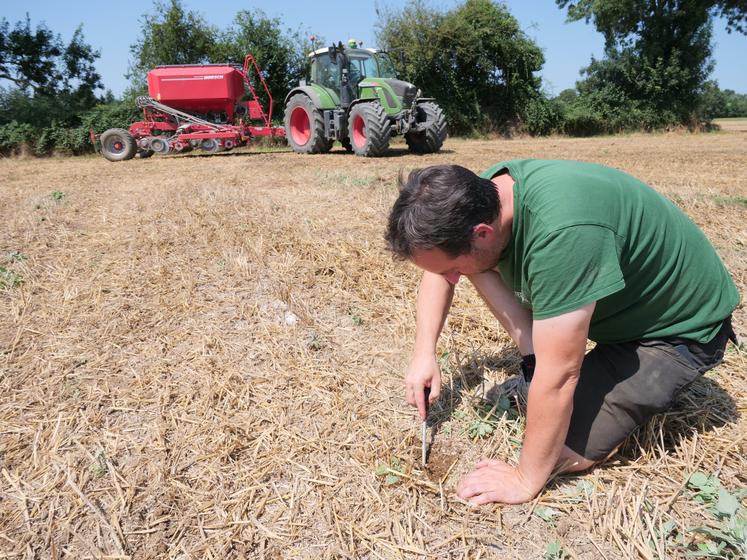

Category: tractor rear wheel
[284, 94, 332, 154]
[100, 128, 137, 161]
[348, 101, 391, 157]
[405, 101, 447, 154]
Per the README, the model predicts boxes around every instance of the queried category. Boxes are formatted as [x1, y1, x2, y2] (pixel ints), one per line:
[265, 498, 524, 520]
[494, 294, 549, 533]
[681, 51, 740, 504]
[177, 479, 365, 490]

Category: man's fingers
[429, 378, 441, 404]
[414, 388, 426, 420]
[456, 470, 477, 497]
[405, 381, 430, 420]
[456, 477, 482, 500]
[405, 385, 416, 407]
[456, 463, 508, 497]
[469, 491, 505, 506]
[406, 381, 426, 419]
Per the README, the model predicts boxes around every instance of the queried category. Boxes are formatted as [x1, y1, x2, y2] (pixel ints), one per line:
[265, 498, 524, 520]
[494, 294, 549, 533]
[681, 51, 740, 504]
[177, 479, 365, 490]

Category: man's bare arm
[456, 302, 594, 504]
[517, 302, 594, 492]
[406, 271, 455, 419]
[467, 270, 534, 355]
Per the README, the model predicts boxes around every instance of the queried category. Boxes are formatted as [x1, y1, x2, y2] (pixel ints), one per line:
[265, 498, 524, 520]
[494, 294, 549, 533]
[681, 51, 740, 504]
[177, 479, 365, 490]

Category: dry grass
[1, 132, 745, 559]
[713, 118, 747, 132]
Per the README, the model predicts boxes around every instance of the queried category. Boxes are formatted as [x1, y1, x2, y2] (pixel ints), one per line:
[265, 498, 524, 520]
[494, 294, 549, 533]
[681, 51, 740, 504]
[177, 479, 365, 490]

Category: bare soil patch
[1, 133, 745, 559]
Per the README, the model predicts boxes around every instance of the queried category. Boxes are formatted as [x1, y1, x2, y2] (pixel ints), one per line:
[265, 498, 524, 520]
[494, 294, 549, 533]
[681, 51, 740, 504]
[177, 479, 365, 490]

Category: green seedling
[646, 518, 682, 555]
[467, 395, 517, 440]
[51, 190, 65, 202]
[686, 471, 747, 558]
[6, 251, 26, 262]
[438, 351, 454, 375]
[375, 457, 404, 486]
[657, 519, 679, 542]
[468, 418, 495, 439]
[306, 334, 324, 351]
[534, 505, 561, 525]
[687, 539, 728, 558]
[89, 449, 108, 478]
[0, 266, 23, 289]
[562, 479, 595, 504]
[544, 541, 568, 559]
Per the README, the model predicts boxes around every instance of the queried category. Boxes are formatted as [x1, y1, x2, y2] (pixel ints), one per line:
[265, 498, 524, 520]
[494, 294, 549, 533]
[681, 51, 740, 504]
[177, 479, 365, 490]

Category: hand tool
[421, 387, 431, 466]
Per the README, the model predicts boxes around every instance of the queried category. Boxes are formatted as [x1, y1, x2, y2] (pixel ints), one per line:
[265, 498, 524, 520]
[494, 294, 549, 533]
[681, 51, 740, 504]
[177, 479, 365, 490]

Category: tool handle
[423, 387, 431, 418]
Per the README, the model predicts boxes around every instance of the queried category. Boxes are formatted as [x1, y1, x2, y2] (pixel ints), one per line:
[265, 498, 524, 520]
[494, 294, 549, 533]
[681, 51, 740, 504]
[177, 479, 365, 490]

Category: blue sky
[2, 0, 745, 96]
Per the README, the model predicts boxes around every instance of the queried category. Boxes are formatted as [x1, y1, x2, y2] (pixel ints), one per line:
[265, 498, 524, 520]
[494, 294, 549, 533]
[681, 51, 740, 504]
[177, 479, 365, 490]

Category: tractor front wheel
[347, 102, 391, 157]
[405, 101, 447, 154]
[100, 128, 137, 162]
[284, 94, 332, 154]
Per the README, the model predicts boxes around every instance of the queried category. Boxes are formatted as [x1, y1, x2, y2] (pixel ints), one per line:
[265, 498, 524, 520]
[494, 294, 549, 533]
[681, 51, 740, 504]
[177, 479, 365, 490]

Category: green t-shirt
[480, 159, 740, 344]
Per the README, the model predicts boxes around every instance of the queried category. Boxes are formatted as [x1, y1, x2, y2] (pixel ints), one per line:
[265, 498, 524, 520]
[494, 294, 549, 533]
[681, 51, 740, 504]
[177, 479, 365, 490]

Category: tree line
[1, 0, 746, 156]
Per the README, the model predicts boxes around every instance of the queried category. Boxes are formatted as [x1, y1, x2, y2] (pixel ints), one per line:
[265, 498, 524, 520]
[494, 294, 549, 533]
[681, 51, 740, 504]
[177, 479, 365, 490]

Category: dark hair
[385, 164, 500, 259]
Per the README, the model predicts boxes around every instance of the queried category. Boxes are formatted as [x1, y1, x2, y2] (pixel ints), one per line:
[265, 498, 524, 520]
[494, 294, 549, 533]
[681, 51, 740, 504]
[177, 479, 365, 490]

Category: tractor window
[312, 53, 340, 89]
[375, 54, 398, 79]
[348, 57, 366, 87]
[349, 53, 387, 80]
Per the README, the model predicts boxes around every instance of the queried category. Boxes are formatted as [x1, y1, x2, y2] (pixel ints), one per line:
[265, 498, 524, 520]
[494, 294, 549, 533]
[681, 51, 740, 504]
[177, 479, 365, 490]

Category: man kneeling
[385, 160, 739, 505]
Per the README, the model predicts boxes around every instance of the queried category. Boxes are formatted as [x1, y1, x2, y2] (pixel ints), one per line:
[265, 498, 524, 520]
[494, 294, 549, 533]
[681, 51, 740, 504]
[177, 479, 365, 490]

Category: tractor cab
[309, 44, 417, 111]
[310, 46, 398, 90]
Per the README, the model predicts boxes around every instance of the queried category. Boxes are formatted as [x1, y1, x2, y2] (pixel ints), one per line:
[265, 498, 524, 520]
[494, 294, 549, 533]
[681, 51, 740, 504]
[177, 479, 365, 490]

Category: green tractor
[284, 41, 447, 157]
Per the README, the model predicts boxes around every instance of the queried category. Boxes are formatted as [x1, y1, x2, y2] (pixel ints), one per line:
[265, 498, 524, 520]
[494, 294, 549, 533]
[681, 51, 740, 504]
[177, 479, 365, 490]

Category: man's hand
[456, 458, 538, 505]
[405, 352, 441, 420]
[404, 271, 454, 420]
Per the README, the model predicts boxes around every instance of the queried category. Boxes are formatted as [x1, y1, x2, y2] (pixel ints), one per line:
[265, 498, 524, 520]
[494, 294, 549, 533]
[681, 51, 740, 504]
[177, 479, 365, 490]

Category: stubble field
[1, 131, 745, 559]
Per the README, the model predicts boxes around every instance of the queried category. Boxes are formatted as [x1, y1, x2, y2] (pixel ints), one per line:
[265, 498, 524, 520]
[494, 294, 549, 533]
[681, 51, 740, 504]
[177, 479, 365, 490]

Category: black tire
[347, 101, 392, 157]
[136, 150, 154, 159]
[199, 138, 222, 153]
[100, 128, 137, 161]
[284, 94, 333, 154]
[405, 101, 447, 154]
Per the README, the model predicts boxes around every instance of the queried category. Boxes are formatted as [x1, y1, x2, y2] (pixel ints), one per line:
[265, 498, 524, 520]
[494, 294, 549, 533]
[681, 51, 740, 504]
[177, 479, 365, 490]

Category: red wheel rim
[352, 115, 366, 147]
[290, 107, 311, 145]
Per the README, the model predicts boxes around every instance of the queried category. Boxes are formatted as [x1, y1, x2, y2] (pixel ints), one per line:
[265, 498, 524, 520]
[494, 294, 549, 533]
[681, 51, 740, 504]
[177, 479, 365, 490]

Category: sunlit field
[2, 131, 745, 559]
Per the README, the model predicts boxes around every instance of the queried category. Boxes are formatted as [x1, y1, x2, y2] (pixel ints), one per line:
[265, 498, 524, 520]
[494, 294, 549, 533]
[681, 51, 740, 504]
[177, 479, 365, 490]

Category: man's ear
[472, 223, 495, 240]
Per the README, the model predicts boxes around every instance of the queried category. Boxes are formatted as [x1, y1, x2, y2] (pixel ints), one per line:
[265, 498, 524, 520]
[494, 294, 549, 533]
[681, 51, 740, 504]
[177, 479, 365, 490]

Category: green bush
[562, 106, 607, 136]
[79, 101, 139, 135]
[0, 101, 139, 156]
[523, 96, 564, 136]
[551, 83, 685, 136]
[33, 122, 91, 156]
[0, 121, 36, 154]
[33, 127, 55, 156]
